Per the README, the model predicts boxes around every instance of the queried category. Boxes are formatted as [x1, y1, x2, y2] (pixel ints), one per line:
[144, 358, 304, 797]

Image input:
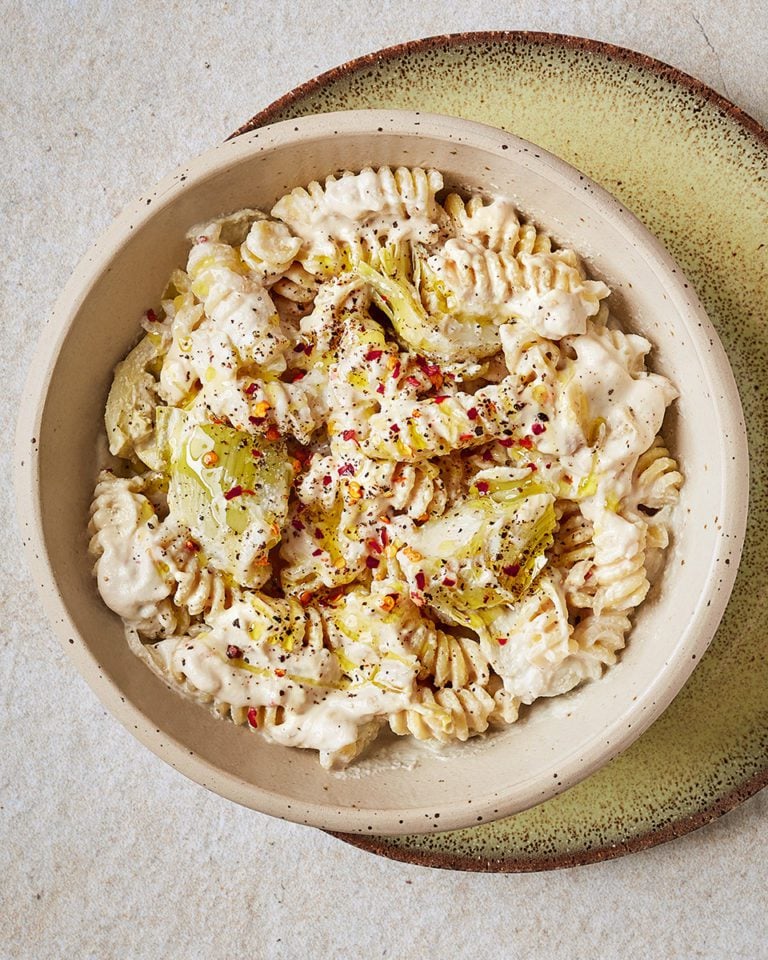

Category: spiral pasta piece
[572, 611, 632, 667]
[88, 472, 180, 638]
[89, 472, 250, 636]
[281, 453, 452, 593]
[130, 639, 289, 731]
[243, 369, 328, 445]
[240, 219, 303, 283]
[441, 193, 552, 257]
[589, 515, 649, 615]
[488, 685, 522, 726]
[591, 322, 654, 376]
[359, 362, 549, 462]
[272, 167, 444, 268]
[270, 263, 322, 305]
[549, 501, 597, 610]
[155, 531, 238, 621]
[631, 436, 683, 511]
[270, 167, 445, 282]
[416, 630, 490, 689]
[552, 501, 594, 569]
[429, 240, 609, 337]
[186, 238, 288, 370]
[386, 458, 450, 520]
[389, 683, 496, 742]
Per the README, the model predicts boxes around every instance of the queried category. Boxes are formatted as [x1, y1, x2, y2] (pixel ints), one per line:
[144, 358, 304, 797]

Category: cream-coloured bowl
[15, 111, 748, 835]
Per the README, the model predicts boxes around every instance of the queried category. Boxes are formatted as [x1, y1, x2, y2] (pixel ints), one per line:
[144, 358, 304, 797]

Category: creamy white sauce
[272, 167, 443, 262]
[90, 167, 681, 769]
[90, 478, 173, 635]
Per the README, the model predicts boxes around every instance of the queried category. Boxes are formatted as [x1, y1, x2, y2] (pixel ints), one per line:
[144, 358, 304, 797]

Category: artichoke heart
[398, 480, 556, 637]
[105, 334, 165, 466]
[356, 244, 500, 362]
[156, 408, 293, 587]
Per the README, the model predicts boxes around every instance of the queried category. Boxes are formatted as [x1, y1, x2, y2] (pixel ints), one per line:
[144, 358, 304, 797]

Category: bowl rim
[15, 108, 750, 835]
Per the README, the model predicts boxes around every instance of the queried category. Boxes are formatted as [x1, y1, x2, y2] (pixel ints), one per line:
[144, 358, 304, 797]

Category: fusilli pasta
[90, 165, 681, 768]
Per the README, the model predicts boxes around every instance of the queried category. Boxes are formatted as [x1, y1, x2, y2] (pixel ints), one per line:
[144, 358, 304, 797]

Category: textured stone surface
[1, 2, 766, 958]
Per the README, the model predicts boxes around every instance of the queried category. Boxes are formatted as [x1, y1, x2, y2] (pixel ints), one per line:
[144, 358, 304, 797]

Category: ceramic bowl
[15, 110, 748, 835]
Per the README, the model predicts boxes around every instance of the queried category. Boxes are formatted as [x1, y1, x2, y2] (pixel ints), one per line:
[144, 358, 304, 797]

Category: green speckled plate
[235, 33, 768, 871]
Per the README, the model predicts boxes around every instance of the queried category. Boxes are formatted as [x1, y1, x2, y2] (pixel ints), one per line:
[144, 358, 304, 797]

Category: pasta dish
[88, 166, 681, 768]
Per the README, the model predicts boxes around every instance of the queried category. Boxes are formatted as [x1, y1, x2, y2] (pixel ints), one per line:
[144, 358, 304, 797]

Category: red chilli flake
[417, 357, 441, 377]
[314, 528, 323, 539]
[246, 707, 259, 728]
[226, 644, 243, 660]
[145, 308, 159, 323]
[366, 556, 380, 569]
[433, 395, 449, 404]
[498, 438, 514, 448]
[405, 376, 421, 388]
[390, 423, 400, 434]
[380, 527, 389, 547]
[476, 480, 490, 495]
[527, 462, 538, 472]
[530, 421, 546, 436]
[244, 382, 259, 397]
[502, 564, 521, 577]
[251, 448, 263, 459]
[391, 361, 401, 379]
[442, 577, 456, 587]
[248, 415, 265, 425]
[496, 637, 508, 646]
[467, 407, 479, 421]
[338, 463, 354, 477]
[415, 571, 426, 591]
[518, 436, 534, 450]
[291, 518, 305, 532]
[367, 539, 383, 555]
[274, 668, 287, 678]
[322, 474, 332, 487]
[312, 548, 322, 557]
[459, 433, 474, 442]
[376, 383, 385, 395]
[265, 426, 281, 442]
[365, 349, 383, 361]
[183, 538, 200, 553]
[291, 370, 307, 382]
[224, 485, 243, 501]
[342, 429, 357, 442]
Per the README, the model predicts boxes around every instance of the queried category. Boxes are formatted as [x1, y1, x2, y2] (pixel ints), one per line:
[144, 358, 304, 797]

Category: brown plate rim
[332, 768, 767, 873]
[231, 30, 768, 148]
[232, 30, 768, 872]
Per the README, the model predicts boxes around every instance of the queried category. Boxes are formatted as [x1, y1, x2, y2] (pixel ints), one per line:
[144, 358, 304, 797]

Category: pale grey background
[1, 2, 766, 958]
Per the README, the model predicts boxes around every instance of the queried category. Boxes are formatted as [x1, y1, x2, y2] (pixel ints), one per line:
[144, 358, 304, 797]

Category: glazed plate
[235, 33, 768, 871]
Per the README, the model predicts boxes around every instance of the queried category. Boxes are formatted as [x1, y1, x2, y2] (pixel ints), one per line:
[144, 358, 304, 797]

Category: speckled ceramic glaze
[16, 105, 746, 841]
[236, 33, 768, 870]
